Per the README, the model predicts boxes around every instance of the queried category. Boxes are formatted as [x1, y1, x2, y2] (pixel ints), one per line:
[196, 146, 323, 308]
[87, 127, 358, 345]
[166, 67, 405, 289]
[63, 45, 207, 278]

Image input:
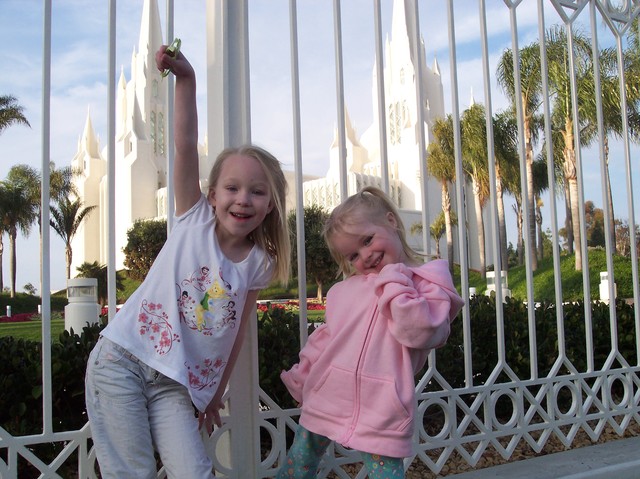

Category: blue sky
[0, 1, 635, 293]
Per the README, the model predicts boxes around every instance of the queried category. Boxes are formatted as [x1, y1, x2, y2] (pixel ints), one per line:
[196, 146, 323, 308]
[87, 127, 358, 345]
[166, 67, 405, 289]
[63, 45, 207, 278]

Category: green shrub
[2, 297, 636, 470]
[257, 307, 315, 409]
[434, 295, 637, 419]
[0, 292, 67, 316]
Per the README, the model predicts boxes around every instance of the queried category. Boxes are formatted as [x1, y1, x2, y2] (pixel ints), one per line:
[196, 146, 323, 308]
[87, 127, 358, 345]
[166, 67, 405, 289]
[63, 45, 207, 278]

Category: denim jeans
[85, 337, 215, 479]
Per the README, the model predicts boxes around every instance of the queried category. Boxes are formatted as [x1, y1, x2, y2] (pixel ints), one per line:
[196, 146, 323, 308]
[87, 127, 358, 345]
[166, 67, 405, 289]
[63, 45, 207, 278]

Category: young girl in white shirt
[85, 44, 290, 478]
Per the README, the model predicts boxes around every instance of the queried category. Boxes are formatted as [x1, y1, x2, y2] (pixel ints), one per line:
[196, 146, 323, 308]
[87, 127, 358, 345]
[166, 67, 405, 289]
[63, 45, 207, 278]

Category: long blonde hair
[208, 145, 290, 285]
[323, 186, 421, 277]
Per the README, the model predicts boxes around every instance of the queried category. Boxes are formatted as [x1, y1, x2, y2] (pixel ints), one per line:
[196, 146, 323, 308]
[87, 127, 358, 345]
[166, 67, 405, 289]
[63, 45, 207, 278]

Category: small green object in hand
[161, 38, 181, 78]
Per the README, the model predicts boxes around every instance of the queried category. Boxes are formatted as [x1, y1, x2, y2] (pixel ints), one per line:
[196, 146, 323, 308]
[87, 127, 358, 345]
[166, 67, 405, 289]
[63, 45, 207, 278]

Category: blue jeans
[85, 337, 215, 479]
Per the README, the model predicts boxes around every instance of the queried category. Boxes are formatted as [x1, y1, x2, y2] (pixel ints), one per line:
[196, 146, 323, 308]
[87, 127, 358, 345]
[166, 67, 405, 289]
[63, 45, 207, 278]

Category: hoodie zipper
[342, 304, 378, 445]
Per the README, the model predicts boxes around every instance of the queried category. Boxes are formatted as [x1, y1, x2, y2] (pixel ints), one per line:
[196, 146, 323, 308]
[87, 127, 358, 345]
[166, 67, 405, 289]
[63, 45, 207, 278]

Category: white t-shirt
[102, 195, 273, 411]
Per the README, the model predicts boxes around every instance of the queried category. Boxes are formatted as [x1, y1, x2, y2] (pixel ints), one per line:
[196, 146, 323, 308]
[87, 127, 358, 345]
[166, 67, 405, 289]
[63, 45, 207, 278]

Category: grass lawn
[1, 307, 326, 342]
[0, 318, 66, 342]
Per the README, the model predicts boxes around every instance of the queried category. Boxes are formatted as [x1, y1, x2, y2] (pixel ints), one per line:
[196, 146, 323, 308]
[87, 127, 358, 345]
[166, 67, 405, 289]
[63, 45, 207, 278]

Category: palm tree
[412, 210, 458, 259]
[76, 261, 124, 307]
[0, 95, 30, 290]
[532, 158, 549, 260]
[427, 115, 457, 274]
[493, 109, 521, 270]
[6, 163, 78, 289]
[50, 198, 97, 279]
[585, 45, 640, 255]
[496, 43, 543, 271]
[545, 25, 596, 270]
[0, 95, 30, 134]
[461, 103, 492, 277]
[0, 181, 38, 297]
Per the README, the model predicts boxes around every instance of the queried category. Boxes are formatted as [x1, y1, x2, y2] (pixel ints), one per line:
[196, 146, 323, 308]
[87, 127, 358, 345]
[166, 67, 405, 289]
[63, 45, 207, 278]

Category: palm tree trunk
[562, 118, 582, 270]
[0, 236, 4, 291]
[9, 229, 17, 298]
[472, 176, 486, 278]
[536, 197, 543, 260]
[564, 181, 573, 254]
[442, 182, 454, 274]
[604, 136, 616, 254]
[495, 165, 508, 271]
[524, 111, 538, 271]
[513, 202, 524, 265]
[66, 244, 73, 280]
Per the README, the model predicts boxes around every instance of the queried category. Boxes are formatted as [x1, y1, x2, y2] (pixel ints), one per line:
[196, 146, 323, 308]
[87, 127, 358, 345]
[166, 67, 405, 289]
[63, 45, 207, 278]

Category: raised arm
[155, 44, 201, 216]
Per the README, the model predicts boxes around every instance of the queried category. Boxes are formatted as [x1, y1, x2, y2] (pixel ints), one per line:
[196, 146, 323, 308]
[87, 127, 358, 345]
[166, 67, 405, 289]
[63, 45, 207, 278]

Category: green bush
[434, 295, 637, 419]
[0, 323, 102, 436]
[257, 307, 315, 409]
[2, 298, 637, 472]
[0, 292, 67, 316]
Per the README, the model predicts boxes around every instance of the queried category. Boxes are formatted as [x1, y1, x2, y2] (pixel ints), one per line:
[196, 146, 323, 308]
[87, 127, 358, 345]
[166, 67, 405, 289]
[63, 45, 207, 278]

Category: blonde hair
[208, 145, 291, 285]
[323, 186, 421, 277]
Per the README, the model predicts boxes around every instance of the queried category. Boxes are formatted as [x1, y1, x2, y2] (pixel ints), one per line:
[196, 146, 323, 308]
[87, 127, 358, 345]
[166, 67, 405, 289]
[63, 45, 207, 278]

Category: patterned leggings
[275, 425, 404, 479]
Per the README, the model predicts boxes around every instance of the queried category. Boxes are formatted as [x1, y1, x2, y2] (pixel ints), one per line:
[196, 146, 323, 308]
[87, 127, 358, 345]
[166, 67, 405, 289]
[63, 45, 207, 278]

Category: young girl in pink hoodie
[276, 186, 464, 478]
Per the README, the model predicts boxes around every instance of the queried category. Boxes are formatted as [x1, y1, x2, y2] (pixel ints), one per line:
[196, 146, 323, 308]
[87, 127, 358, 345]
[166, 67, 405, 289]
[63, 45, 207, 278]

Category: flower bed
[256, 299, 325, 313]
[0, 312, 35, 323]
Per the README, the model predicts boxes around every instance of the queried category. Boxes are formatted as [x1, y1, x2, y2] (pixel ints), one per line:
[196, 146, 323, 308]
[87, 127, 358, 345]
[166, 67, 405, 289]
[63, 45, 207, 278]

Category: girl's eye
[348, 253, 358, 263]
[363, 235, 373, 246]
[226, 186, 238, 192]
[252, 189, 266, 196]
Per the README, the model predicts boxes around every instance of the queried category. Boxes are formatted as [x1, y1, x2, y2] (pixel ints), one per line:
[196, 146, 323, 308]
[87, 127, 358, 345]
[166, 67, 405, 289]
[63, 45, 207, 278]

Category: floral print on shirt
[137, 300, 180, 355]
[186, 356, 227, 391]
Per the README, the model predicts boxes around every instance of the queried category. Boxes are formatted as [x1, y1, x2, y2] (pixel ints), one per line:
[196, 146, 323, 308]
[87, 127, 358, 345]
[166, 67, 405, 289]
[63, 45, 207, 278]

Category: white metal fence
[1, 0, 639, 477]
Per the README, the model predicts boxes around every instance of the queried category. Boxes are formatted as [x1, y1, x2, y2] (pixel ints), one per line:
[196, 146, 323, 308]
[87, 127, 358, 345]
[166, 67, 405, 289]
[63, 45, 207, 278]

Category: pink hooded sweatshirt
[281, 259, 464, 458]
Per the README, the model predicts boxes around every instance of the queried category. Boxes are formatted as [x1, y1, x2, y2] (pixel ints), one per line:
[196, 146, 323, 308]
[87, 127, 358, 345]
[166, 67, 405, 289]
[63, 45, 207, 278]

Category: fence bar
[372, 0, 390, 195]
[332, 0, 348, 202]
[289, 0, 309, 345]
[40, 0, 53, 435]
[107, 0, 117, 320]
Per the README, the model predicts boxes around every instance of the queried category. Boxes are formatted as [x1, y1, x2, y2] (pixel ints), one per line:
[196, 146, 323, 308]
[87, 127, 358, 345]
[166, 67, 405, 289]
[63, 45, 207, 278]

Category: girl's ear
[386, 211, 398, 228]
[207, 188, 216, 207]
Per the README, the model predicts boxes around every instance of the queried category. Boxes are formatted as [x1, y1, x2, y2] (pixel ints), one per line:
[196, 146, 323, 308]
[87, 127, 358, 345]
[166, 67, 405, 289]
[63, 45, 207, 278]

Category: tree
[489, 110, 520, 270]
[427, 115, 457, 274]
[411, 210, 457, 260]
[5, 163, 78, 292]
[545, 26, 597, 270]
[497, 43, 543, 271]
[461, 103, 491, 277]
[615, 219, 640, 258]
[584, 201, 605, 248]
[584, 44, 640, 256]
[23, 282, 37, 295]
[0, 95, 30, 290]
[50, 197, 97, 279]
[0, 95, 30, 134]
[76, 261, 124, 307]
[122, 219, 167, 281]
[0, 181, 38, 297]
[288, 205, 335, 301]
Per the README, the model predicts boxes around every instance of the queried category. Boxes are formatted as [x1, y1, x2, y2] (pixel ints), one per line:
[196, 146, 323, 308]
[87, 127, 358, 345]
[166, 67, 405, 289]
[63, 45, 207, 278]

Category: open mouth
[371, 254, 383, 269]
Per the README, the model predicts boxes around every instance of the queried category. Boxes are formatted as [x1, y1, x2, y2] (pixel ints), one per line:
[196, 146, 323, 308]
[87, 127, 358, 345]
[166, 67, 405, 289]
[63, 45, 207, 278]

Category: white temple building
[70, 0, 485, 278]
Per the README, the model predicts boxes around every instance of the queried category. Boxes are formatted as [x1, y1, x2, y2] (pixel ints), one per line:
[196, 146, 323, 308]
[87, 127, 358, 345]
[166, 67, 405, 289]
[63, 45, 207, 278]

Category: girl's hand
[155, 42, 194, 79]
[198, 396, 225, 435]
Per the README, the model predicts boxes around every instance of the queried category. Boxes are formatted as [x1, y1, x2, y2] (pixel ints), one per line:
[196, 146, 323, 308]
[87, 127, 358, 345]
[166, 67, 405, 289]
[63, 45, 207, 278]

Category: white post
[207, 1, 259, 477]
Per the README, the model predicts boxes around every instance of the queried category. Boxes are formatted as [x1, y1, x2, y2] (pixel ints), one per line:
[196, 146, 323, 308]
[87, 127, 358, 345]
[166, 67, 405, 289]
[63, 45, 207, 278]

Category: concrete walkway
[451, 436, 640, 478]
